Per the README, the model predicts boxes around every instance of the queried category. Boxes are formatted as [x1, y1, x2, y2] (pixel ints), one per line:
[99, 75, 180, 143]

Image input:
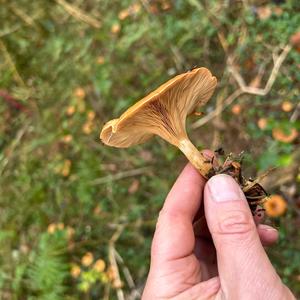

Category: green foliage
[0, 0, 299, 298]
[27, 232, 69, 300]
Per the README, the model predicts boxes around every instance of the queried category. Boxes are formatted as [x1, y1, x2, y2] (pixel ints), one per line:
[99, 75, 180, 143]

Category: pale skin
[142, 156, 296, 300]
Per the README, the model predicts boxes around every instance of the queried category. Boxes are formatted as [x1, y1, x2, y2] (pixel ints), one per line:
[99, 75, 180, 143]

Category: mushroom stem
[178, 139, 213, 178]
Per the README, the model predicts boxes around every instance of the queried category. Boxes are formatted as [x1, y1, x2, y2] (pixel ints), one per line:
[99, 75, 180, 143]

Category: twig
[90, 167, 151, 185]
[108, 225, 125, 300]
[0, 125, 29, 176]
[0, 24, 21, 37]
[290, 102, 300, 122]
[211, 90, 226, 149]
[55, 0, 101, 28]
[115, 249, 141, 300]
[228, 44, 291, 96]
[114, 249, 136, 290]
[10, 4, 36, 26]
[0, 39, 26, 87]
[192, 89, 243, 129]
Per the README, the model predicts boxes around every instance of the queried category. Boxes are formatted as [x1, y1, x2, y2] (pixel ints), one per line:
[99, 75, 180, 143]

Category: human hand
[142, 161, 295, 300]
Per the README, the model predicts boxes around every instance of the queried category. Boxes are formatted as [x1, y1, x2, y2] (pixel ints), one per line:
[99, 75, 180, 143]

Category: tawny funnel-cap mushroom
[100, 67, 217, 178]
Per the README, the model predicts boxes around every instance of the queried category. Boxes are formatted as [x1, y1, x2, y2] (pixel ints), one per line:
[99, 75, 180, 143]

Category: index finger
[151, 162, 206, 263]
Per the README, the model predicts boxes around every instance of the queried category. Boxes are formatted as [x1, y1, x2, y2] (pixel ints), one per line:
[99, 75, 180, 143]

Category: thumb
[204, 174, 282, 298]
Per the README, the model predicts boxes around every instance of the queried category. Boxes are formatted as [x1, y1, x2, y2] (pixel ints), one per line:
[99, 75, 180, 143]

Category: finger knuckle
[217, 210, 255, 237]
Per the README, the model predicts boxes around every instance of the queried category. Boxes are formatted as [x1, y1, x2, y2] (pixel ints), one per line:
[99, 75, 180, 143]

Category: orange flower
[272, 127, 298, 143]
[74, 87, 85, 99]
[81, 252, 94, 267]
[281, 101, 293, 112]
[71, 264, 81, 278]
[93, 259, 106, 273]
[264, 195, 287, 217]
[257, 118, 268, 130]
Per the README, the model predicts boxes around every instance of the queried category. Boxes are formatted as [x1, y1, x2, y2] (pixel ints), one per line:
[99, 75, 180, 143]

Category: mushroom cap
[100, 67, 217, 148]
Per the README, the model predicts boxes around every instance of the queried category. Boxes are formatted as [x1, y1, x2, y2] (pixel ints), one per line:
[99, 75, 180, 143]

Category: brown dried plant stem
[178, 139, 212, 178]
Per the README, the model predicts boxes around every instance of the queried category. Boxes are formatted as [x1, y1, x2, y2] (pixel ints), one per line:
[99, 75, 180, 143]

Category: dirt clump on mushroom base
[207, 150, 268, 216]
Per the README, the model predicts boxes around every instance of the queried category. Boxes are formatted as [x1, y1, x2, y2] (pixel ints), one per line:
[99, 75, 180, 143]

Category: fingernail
[207, 174, 245, 202]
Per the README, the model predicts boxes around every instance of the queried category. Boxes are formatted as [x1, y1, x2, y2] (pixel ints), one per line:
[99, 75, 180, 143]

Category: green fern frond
[27, 231, 69, 300]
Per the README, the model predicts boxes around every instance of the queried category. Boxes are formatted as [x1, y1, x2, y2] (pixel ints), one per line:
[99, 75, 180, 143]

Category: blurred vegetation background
[0, 0, 299, 299]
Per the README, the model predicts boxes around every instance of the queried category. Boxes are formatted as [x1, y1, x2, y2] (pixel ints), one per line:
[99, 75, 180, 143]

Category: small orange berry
[82, 122, 93, 134]
[71, 264, 81, 278]
[96, 56, 105, 64]
[112, 279, 123, 289]
[66, 106, 76, 116]
[130, 3, 141, 14]
[81, 252, 94, 267]
[47, 223, 57, 234]
[231, 104, 242, 115]
[74, 87, 85, 98]
[118, 9, 129, 20]
[264, 195, 287, 217]
[106, 265, 117, 281]
[257, 118, 268, 130]
[87, 111, 96, 121]
[62, 159, 71, 177]
[111, 24, 121, 34]
[62, 134, 73, 143]
[93, 259, 106, 273]
[281, 101, 293, 112]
